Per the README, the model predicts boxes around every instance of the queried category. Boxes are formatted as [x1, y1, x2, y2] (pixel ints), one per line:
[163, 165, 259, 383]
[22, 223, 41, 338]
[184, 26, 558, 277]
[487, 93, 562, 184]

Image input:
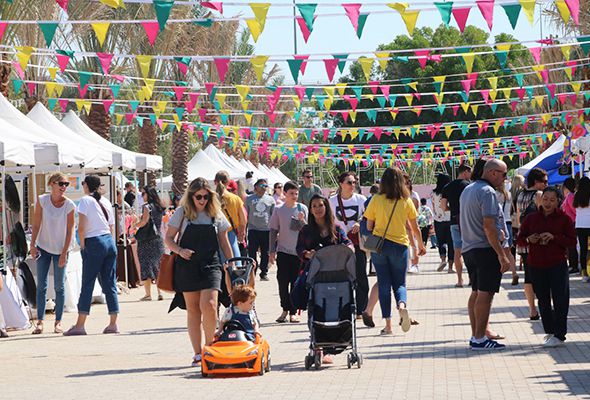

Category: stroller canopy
[306, 245, 356, 286]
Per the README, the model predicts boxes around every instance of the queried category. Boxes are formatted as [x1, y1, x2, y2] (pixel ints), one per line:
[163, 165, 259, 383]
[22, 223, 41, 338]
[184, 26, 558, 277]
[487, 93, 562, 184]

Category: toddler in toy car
[217, 285, 259, 341]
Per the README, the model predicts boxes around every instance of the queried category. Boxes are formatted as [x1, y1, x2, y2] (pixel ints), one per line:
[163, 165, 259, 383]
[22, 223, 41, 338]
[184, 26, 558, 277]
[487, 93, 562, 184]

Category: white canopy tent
[272, 167, 291, 183]
[0, 94, 84, 170]
[203, 145, 249, 179]
[61, 110, 163, 172]
[28, 103, 115, 171]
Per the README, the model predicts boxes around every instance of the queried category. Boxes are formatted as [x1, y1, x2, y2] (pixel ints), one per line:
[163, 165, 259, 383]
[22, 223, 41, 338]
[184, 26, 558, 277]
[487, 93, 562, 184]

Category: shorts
[450, 224, 462, 249]
[463, 247, 503, 293]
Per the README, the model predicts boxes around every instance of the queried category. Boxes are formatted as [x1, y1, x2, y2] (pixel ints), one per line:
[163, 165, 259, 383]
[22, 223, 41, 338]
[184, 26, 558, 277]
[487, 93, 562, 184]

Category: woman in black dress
[164, 178, 234, 366]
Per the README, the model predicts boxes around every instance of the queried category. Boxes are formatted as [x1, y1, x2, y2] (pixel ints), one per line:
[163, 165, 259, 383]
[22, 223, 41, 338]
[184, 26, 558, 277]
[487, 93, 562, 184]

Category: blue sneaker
[471, 338, 506, 351]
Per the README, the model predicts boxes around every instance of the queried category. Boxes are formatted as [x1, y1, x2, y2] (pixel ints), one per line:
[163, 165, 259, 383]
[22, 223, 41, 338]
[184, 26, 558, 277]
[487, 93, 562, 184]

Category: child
[517, 187, 576, 347]
[217, 285, 259, 341]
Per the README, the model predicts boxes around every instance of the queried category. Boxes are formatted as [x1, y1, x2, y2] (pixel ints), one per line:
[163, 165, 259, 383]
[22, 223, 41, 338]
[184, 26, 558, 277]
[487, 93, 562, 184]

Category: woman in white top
[30, 172, 76, 335]
[64, 175, 119, 336]
[574, 176, 590, 280]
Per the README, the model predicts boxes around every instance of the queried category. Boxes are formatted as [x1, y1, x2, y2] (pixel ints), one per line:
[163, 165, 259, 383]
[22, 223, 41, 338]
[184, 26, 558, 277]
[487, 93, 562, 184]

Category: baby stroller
[225, 257, 257, 288]
[304, 245, 362, 370]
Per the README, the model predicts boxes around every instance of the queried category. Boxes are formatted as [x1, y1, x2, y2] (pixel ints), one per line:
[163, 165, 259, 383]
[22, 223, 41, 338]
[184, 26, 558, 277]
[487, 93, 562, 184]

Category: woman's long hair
[84, 174, 109, 221]
[574, 176, 590, 208]
[180, 178, 220, 220]
[308, 194, 337, 244]
[214, 170, 230, 207]
[142, 186, 164, 212]
[433, 174, 451, 195]
[379, 168, 409, 200]
[510, 175, 525, 202]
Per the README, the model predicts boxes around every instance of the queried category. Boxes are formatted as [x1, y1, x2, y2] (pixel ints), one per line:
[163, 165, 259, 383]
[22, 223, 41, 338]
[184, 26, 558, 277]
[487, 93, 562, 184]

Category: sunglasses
[275, 185, 283, 189]
[493, 170, 507, 178]
[304, 175, 313, 179]
[258, 184, 268, 189]
[193, 194, 210, 201]
[56, 181, 70, 187]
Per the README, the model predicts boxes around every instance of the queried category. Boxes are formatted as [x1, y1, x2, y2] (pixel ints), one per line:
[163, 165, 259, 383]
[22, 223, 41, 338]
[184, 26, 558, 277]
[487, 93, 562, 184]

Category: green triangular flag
[79, 71, 92, 88]
[352, 86, 363, 99]
[220, 113, 228, 124]
[305, 87, 315, 101]
[47, 98, 58, 111]
[129, 100, 139, 113]
[194, 19, 214, 27]
[56, 49, 75, 58]
[376, 96, 387, 108]
[174, 56, 191, 67]
[437, 104, 446, 115]
[495, 50, 508, 68]
[38, 22, 59, 47]
[333, 54, 348, 73]
[149, 113, 157, 125]
[109, 83, 121, 98]
[153, 0, 175, 32]
[490, 103, 498, 114]
[434, 2, 453, 26]
[356, 13, 369, 39]
[577, 36, 590, 55]
[287, 59, 304, 82]
[501, 4, 521, 30]
[433, 81, 443, 94]
[515, 73, 524, 87]
[394, 56, 409, 63]
[175, 107, 185, 120]
[526, 86, 535, 100]
[136, 116, 144, 127]
[12, 79, 23, 94]
[296, 4, 317, 31]
[316, 95, 326, 110]
[366, 109, 377, 122]
[454, 47, 471, 54]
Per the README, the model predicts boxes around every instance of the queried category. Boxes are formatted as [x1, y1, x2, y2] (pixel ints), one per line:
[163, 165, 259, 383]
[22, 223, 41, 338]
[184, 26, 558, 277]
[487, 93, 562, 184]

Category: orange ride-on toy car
[201, 320, 271, 377]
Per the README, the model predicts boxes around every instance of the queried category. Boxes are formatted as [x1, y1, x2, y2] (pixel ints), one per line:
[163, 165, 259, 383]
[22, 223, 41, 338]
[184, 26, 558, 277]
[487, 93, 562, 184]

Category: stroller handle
[225, 257, 257, 267]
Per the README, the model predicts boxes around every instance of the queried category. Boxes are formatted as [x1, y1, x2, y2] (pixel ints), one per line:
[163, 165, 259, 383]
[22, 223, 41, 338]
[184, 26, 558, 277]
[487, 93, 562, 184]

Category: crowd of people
[4, 160, 585, 361]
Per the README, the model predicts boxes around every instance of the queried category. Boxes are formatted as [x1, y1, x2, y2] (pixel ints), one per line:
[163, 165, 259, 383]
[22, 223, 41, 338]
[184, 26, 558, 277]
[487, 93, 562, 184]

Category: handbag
[156, 215, 184, 293]
[364, 200, 398, 254]
[135, 205, 159, 242]
[337, 194, 359, 246]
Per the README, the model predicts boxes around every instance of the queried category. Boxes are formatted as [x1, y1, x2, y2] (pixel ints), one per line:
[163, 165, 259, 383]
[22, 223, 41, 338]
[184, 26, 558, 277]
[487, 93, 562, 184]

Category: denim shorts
[450, 224, 462, 249]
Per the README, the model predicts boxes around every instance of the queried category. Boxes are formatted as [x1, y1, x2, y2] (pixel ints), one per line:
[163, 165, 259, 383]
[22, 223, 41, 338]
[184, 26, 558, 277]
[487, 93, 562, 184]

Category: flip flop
[54, 324, 63, 334]
[399, 309, 411, 333]
[63, 326, 87, 336]
[276, 315, 288, 323]
[32, 324, 43, 335]
[289, 316, 300, 323]
[103, 325, 120, 334]
[380, 328, 393, 335]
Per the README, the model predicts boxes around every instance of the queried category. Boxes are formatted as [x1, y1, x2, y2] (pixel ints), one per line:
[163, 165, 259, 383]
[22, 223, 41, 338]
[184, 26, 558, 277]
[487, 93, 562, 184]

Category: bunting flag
[55, 0, 69, 13]
[343, 3, 362, 32]
[435, 2, 453, 26]
[476, 0, 495, 31]
[96, 52, 114, 75]
[15, 46, 34, 72]
[99, 0, 124, 7]
[250, 55, 269, 82]
[214, 58, 230, 82]
[565, 0, 580, 25]
[519, 0, 536, 25]
[502, 3, 522, 29]
[202, 2, 224, 14]
[0, 22, 7, 44]
[141, 21, 160, 46]
[153, 0, 175, 31]
[91, 22, 110, 46]
[246, 19, 264, 42]
[296, 3, 317, 31]
[250, 3, 271, 29]
[296, 16, 314, 43]
[38, 22, 59, 47]
[136, 55, 153, 78]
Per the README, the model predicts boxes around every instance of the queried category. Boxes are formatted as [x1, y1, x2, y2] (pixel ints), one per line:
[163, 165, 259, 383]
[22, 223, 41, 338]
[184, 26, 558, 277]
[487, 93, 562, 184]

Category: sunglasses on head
[57, 181, 70, 187]
[193, 194, 210, 201]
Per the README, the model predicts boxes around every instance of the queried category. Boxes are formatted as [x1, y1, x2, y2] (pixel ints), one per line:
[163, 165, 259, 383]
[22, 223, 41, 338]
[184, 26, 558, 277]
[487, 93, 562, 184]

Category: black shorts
[463, 247, 502, 293]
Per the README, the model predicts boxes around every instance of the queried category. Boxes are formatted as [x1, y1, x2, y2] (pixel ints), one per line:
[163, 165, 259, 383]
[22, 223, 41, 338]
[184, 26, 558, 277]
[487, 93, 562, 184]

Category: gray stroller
[304, 245, 363, 370]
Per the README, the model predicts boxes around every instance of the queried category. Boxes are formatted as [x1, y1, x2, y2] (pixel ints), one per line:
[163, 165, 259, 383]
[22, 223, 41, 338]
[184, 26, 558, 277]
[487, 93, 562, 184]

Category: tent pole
[2, 164, 7, 273]
[160, 170, 163, 196]
[120, 172, 128, 288]
[133, 170, 139, 214]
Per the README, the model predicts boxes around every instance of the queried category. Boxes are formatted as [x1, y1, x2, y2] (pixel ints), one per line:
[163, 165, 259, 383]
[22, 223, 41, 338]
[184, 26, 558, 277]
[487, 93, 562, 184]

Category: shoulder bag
[337, 194, 360, 246]
[363, 200, 398, 254]
[157, 214, 184, 293]
[135, 205, 159, 242]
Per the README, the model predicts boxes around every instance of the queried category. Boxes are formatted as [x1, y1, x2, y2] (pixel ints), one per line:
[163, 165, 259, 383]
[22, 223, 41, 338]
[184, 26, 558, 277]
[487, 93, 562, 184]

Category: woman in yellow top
[364, 168, 426, 335]
[214, 171, 247, 260]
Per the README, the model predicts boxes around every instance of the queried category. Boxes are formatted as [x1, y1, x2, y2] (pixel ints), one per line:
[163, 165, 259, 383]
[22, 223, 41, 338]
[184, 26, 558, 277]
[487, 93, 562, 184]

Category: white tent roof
[0, 126, 35, 167]
[271, 167, 291, 183]
[203, 145, 249, 179]
[0, 95, 84, 169]
[61, 110, 163, 171]
[28, 103, 114, 171]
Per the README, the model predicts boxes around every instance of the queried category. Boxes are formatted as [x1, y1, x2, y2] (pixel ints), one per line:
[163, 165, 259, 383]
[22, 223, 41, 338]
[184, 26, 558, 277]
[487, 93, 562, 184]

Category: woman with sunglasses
[329, 171, 369, 319]
[164, 178, 234, 367]
[273, 182, 285, 206]
[30, 172, 76, 334]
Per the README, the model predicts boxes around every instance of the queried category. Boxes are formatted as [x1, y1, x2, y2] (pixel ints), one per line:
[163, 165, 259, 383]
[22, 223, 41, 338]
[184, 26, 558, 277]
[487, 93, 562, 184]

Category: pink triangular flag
[480, 89, 490, 104]
[125, 113, 136, 125]
[467, 72, 479, 81]
[55, 0, 69, 12]
[539, 69, 549, 83]
[413, 92, 421, 101]
[565, 0, 580, 25]
[516, 87, 526, 100]
[11, 61, 25, 79]
[188, 92, 199, 110]
[214, 58, 230, 82]
[558, 93, 568, 105]
[198, 108, 208, 121]
[78, 84, 88, 98]
[430, 54, 442, 63]
[323, 59, 339, 82]
[529, 47, 542, 64]
[265, 111, 277, 124]
[511, 101, 518, 112]
[566, 60, 578, 75]
[267, 95, 279, 112]
[296, 17, 313, 43]
[414, 50, 430, 70]
[294, 85, 306, 103]
[373, 127, 383, 141]
[0, 22, 7, 43]
[111, 74, 125, 83]
[141, 21, 159, 46]
[26, 82, 36, 95]
[201, 2, 223, 13]
[452, 7, 471, 33]
[184, 100, 195, 114]
[173, 86, 187, 101]
[476, 0, 494, 31]
[272, 86, 283, 100]
[368, 81, 379, 95]
[569, 94, 577, 106]
[156, 119, 164, 130]
[380, 85, 390, 98]
[294, 55, 309, 75]
[343, 95, 358, 111]
[343, 3, 362, 32]
[59, 99, 69, 113]
[56, 54, 70, 73]
[204, 82, 216, 96]
[546, 83, 556, 98]
[103, 99, 113, 113]
[340, 111, 349, 123]
[96, 52, 114, 75]
[452, 104, 460, 116]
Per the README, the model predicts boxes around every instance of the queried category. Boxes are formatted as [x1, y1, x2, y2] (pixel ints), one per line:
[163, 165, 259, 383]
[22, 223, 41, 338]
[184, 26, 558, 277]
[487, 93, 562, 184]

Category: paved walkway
[3, 250, 590, 399]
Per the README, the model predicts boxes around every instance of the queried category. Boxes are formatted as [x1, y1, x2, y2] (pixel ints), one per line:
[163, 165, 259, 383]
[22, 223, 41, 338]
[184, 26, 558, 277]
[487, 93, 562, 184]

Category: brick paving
[3, 249, 590, 399]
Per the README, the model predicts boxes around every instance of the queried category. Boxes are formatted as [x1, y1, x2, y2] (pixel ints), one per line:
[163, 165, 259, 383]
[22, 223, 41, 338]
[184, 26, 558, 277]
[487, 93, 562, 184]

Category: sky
[221, 0, 560, 84]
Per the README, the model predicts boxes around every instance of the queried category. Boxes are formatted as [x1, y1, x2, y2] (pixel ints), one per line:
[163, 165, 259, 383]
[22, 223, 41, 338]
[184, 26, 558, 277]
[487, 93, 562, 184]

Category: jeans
[450, 224, 462, 249]
[78, 234, 119, 315]
[36, 247, 66, 321]
[276, 252, 300, 314]
[220, 229, 241, 264]
[434, 221, 454, 262]
[354, 246, 368, 316]
[248, 230, 270, 276]
[371, 240, 409, 319]
[529, 263, 569, 341]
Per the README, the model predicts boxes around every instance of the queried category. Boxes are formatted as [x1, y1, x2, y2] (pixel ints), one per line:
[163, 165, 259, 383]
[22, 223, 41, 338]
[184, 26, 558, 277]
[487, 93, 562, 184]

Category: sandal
[362, 312, 375, 328]
[530, 313, 540, 321]
[54, 323, 63, 334]
[32, 323, 43, 335]
[191, 354, 202, 367]
[63, 326, 87, 336]
[103, 325, 120, 334]
[276, 313, 288, 323]
[157, 294, 164, 301]
[380, 328, 393, 335]
[289, 315, 300, 323]
[399, 309, 411, 333]
[139, 295, 152, 301]
[0, 329, 8, 338]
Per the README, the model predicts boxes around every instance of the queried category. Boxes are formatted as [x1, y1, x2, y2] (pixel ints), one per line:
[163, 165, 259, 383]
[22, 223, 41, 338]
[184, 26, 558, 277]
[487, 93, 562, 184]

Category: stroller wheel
[314, 351, 322, 370]
[304, 355, 313, 370]
[356, 353, 363, 369]
[346, 353, 352, 369]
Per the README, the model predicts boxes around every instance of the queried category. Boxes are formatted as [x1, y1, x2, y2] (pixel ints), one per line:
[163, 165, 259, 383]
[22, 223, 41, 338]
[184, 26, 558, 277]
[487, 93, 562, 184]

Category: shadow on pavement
[66, 366, 192, 378]
[532, 369, 590, 397]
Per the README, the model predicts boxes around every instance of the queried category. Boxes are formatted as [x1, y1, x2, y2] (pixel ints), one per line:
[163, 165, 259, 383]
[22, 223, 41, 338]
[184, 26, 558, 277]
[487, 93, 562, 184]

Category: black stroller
[304, 245, 362, 370]
[225, 257, 257, 288]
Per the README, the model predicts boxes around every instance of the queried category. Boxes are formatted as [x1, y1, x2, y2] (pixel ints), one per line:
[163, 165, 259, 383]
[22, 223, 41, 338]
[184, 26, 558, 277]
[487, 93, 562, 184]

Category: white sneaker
[408, 265, 419, 274]
[543, 336, 564, 348]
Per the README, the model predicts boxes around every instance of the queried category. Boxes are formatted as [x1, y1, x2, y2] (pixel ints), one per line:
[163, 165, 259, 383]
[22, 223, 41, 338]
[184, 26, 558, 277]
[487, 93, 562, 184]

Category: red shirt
[516, 208, 576, 268]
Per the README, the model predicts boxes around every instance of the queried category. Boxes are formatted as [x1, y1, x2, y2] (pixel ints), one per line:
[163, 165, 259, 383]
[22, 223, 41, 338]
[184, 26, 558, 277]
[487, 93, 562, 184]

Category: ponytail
[84, 174, 109, 221]
[214, 170, 230, 208]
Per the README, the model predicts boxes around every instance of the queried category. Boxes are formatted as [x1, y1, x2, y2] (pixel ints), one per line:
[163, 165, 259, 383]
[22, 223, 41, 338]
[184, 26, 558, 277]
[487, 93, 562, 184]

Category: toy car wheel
[265, 350, 271, 372]
[201, 370, 208, 378]
[346, 353, 352, 369]
[259, 354, 266, 376]
[314, 351, 322, 370]
[304, 355, 313, 370]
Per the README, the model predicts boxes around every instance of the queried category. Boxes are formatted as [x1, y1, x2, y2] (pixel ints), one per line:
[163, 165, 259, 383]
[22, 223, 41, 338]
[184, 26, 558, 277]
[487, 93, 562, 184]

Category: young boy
[217, 285, 259, 341]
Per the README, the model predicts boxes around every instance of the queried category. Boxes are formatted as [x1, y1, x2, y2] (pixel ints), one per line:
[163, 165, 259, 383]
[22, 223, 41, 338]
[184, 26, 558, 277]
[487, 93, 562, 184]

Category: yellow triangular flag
[244, 113, 253, 125]
[561, 45, 572, 61]
[534, 95, 544, 108]
[489, 89, 497, 101]
[358, 57, 374, 81]
[136, 55, 153, 79]
[217, 93, 227, 108]
[444, 125, 453, 138]
[471, 104, 479, 116]
[137, 89, 146, 103]
[336, 83, 347, 96]
[324, 86, 335, 100]
[404, 94, 413, 106]
[493, 120, 503, 134]
[433, 93, 445, 104]
[387, 3, 409, 13]
[172, 114, 182, 131]
[75, 99, 86, 112]
[555, 0, 571, 24]
[571, 82, 582, 94]
[541, 113, 551, 124]
[433, 75, 446, 92]
[99, 0, 124, 8]
[460, 102, 470, 113]
[236, 85, 250, 101]
[143, 78, 156, 100]
[350, 128, 359, 140]
[91, 22, 110, 46]
[461, 53, 475, 74]
[495, 44, 511, 52]
[55, 83, 64, 97]
[393, 128, 401, 139]
[246, 19, 264, 42]
[324, 97, 333, 111]
[565, 66, 574, 80]
[46, 82, 56, 97]
[291, 95, 301, 109]
[287, 128, 297, 140]
[250, 3, 271, 28]
[487, 76, 498, 90]
[532, 64, 545, 81]
[374, 51, 390, 71]
[48, 67, 58, 81]
[15, 46, 34, 71]
[250, 55, 269, 82]
[407, 81, 418, 91]
[519, 0, 536, 26]
[241, 100, 250, 111]
[400, 10, 420, 36]
[349, 111, 357, 123]
[502, 88, 512, 99]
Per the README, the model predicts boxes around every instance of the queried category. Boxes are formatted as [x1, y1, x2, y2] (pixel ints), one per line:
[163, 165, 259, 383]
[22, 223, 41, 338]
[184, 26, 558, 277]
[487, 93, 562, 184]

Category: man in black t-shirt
[124, 182, 136, 207]
[441, 164, 472, 287]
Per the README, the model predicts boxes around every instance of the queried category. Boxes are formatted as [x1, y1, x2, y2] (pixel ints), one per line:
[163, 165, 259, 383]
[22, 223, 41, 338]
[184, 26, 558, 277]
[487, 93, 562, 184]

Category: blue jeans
[220, 230, 242, 264]
[36, 247, 66, 321]
[450, 224, 462, 249]
[78, 234, 119, 315]
[371, 240, 409, 319]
